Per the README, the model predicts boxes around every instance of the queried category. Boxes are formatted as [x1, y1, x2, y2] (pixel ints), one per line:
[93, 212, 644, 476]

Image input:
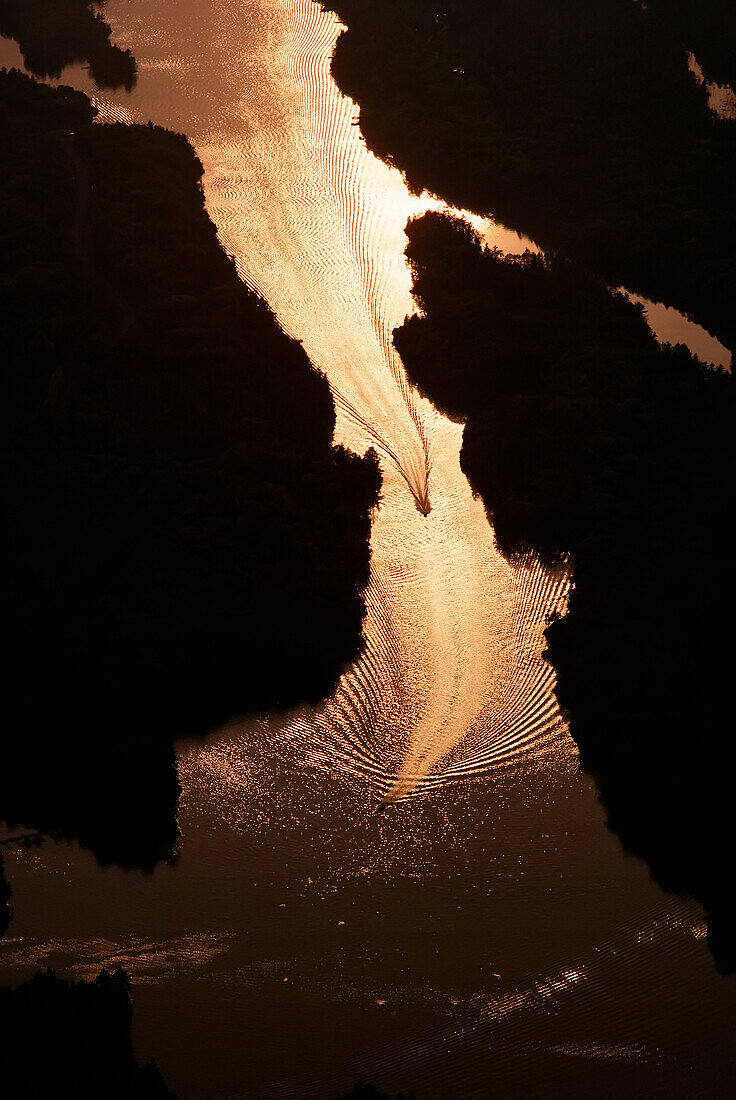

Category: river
[1, 1, 734, 1096]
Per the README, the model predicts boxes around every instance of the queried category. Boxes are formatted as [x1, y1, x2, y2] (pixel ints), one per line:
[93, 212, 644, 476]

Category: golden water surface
[1, 3, 735, 1098]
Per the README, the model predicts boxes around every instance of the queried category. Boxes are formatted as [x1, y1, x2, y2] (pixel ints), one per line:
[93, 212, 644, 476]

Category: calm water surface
[1, 2, 734, 1096]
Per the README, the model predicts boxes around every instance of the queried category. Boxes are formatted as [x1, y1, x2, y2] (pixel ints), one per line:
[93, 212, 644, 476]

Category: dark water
[1, 2, 734, 1096]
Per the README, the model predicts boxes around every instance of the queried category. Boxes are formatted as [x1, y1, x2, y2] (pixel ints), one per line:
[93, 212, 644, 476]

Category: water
[1, 2, 735, 1096]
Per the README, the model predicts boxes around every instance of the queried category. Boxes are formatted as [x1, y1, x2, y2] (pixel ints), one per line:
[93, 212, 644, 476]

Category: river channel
[1, 2, 734, 1096]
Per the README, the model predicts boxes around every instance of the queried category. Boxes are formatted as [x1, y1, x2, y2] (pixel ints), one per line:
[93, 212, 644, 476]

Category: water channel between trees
[1, 2, 734, 1096]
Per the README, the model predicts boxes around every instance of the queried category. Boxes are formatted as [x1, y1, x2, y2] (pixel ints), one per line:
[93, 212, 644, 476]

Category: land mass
[0, 968, 175, 1098]
[395, 211, 734, 970]
[0, 68, 380, 868]
[0, 0, 136, 89]
[327, 0, 736, 350]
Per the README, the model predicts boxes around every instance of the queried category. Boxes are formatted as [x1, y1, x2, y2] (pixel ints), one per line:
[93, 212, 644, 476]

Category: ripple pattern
[2, 12, 734, 1100]
[173, 0, 574, 801]
[80, 0, 573, 800]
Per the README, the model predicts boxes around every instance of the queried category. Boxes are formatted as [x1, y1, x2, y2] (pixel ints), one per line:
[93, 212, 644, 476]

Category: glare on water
[94, 0, 570, 799]
[1, 5, 735, 1099]
[20, 0, 569, 796]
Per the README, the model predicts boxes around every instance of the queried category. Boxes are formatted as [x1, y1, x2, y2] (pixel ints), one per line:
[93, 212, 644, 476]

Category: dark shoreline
[395, 211, 734, 970]
[325, 0, 736, 969]
[0, 0, 137, 89]
[1, 968, 175, 1098]
[327, 0, 736, 351]
[0, 34, 385, 1091]
[1, 66, 380, 868]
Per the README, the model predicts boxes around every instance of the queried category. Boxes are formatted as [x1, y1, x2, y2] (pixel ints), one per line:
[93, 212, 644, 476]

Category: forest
[1, 968, 175, 1098]
[327, 0, 736, 350]
[0, 50, 384, 1095]
[0, 67, 380, 868]
[326, 0, 736, 971]
[395, 211, 734, 970]
[0, 0, 136, 89]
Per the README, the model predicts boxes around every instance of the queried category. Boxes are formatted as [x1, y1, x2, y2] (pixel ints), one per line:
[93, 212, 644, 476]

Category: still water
[1, 2, 735, 1096]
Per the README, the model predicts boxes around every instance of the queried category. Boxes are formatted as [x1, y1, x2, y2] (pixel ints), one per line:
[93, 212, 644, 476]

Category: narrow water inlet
[2, 6, 736, 1099]
[157, 0, 572, 797]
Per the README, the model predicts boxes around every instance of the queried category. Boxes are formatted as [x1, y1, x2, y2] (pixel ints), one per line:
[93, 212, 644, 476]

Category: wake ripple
[89, 0, 574, 800]
[177, 0, 575, 801]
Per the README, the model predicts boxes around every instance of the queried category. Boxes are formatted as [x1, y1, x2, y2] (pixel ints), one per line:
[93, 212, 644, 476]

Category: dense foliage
[0, 0, 136, 89]
[0, 36, 382, 1100]
[647, 0, 736, 89]
[395, 212, 735, 969]
[327, 0, 736, 968]
[0, 968, 174, 1098]
[327, 0, 736, 350]
[0, 68, 380, 867]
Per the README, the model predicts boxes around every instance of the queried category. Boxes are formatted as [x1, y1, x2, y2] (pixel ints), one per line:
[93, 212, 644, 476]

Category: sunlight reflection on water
[2, 5, 735, 1098]
[171, 0, 571, 798]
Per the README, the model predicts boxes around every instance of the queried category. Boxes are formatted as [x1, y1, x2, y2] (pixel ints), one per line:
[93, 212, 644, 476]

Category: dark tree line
[0, 968, 175, 1098]
[395, 211, 734, 970]
[0, 0, 137, 89]
[1, 66, 380, 867]
[331, 1085, 418, 1100]
[1, 61, 383, 1097]
[327, 0, 736, 351]
[647, 0, 736, 90]
[325, 0, 736, 970]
